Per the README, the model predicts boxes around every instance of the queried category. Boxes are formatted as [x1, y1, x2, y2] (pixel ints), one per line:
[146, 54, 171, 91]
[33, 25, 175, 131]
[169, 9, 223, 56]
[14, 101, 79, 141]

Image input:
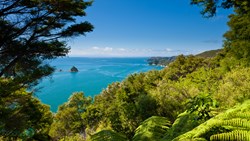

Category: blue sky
[68, 0, 232, 57]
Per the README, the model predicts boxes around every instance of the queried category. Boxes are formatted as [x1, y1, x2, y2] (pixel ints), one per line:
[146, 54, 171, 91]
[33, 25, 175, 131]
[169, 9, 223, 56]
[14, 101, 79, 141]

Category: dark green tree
[223, 7, 250, 63]
[49, 92, 92, 141]
[187, 93, 217, 120]
[0, 1, 93, 139]
[190, 0, 249, 17]
[0, 78, 53, 140]
[162, 55, 206, 81]
[191, 0, 250, 64]
[0, 0, 93, 86]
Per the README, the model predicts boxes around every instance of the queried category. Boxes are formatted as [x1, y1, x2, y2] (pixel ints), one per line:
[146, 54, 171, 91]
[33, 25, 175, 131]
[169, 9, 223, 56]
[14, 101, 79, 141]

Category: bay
[35, 57, 163, 112]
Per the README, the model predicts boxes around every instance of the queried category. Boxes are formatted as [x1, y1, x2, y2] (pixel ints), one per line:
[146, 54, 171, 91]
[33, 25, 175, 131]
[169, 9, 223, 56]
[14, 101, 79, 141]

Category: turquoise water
[35, 57, 163, 112]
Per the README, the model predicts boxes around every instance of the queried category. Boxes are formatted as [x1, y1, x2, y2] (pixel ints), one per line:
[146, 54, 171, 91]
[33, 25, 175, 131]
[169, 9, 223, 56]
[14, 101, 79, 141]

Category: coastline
[36, 57, 163, 112]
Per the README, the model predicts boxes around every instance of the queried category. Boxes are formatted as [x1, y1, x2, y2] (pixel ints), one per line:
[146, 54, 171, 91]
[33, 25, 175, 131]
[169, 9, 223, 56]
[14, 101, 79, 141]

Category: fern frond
[172, 100, 250, 141]
[221, 118, 250, 129]
[133, 116, 171, 141]
[210, 130, 250, 141]
[226, 112, 250, 119]
[90, 130, 128, 141]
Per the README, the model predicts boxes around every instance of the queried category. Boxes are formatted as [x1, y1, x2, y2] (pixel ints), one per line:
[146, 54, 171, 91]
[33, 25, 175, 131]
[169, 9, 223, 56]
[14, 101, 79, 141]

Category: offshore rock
[70, 66, 78, 72]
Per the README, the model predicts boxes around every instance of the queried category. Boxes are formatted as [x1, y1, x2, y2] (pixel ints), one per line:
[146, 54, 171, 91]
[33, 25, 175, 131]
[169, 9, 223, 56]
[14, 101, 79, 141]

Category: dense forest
[1, 0, 250, 141]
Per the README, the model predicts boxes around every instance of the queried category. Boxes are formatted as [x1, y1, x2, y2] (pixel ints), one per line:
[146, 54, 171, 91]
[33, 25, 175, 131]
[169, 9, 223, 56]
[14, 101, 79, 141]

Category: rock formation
[70, 66, 78, 72]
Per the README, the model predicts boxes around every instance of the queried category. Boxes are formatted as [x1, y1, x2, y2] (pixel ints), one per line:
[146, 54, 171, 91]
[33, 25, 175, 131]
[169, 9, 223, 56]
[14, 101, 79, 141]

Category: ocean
[35, 57, 163, 112]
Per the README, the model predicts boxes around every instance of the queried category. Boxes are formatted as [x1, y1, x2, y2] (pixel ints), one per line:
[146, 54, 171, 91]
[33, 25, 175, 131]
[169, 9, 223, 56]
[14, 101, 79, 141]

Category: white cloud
[165, 48, 172, 52]
[118, 48, 126, 51]
[92, 46, 100, 50]
[103, 47, 113, 51]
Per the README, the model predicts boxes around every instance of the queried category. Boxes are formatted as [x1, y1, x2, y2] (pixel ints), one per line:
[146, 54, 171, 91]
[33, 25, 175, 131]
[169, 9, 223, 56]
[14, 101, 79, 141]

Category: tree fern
[90, 130, 128, 141]
[132, 116, 171, 141]
[162, 112, 203, 141]
[210, 130, 250, 141]
[172, 100, 250, 141]
[220, 119, 250, 129]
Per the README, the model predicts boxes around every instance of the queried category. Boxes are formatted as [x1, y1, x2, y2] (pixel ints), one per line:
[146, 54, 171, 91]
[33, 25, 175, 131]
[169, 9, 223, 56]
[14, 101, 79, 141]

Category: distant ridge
[147, 49, 223, 66]
[195, 49, 222, 58]
[147, 56, 176, 66]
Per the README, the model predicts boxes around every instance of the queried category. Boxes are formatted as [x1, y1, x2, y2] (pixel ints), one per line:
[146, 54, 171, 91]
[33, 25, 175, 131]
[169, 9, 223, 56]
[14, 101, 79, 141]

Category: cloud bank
[69, 46, 203, 57]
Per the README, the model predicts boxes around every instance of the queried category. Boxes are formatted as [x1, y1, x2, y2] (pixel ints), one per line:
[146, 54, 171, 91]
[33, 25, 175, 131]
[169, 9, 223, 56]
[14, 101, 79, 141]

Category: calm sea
[35, 57, 163, 112]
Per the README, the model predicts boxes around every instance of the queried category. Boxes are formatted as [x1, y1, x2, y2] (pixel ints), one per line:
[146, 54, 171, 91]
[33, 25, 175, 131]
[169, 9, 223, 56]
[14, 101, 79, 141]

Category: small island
[70, 66, 78, 72]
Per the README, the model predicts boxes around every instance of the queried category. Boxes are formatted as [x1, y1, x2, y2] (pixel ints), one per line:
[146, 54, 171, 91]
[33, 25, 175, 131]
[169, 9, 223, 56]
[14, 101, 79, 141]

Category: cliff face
[70, 66, 78, 72]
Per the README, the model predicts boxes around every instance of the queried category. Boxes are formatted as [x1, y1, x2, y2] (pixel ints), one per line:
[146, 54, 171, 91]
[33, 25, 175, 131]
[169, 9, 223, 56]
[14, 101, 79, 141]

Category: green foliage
[215, 67, 250, 107]
[150, 80, 190, 122]
[184, 67, 222, 94]
[0, 1, 93, 139]
[142, 70, 164, 93]
[2, 0, 250, 141]
[135, 95, 158, 120]
[195, 49, 222, 58]
[191, 0, 250, 17]
[49, 92, 92, 141]
[162, 55, 206, 81]
[132, 116, 171, 141]
[210, 130, 250, 141]
[59, 133, 86, 141]
[173, 100, 250, 141]
[0, 0, 93, 86]
[187, 93, 217, 120]
[80, 55, 225, 140]
[90, 130, 128, 141]
[224, 9, 250, 64]
[41, 55, 250, 141]
[48, 57, 250, 141]
[85, 73, 164, 139]
[192, 0, 250, 64]
[162, 112, 203, 141]
[0, 78, 53, 140]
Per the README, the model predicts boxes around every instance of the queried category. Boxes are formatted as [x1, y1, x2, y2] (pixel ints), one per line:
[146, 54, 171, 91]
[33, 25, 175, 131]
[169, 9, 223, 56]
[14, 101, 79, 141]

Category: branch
[0, 0, 21, 17]
[0, 56, 20, 77]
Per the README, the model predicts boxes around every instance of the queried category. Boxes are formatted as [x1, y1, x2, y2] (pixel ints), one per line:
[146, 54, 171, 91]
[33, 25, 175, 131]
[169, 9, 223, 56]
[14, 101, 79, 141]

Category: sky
[68, 0, 233, 57]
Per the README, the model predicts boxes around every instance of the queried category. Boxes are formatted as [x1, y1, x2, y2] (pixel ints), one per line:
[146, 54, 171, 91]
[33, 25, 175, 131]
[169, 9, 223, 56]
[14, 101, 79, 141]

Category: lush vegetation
[147, 49, 222, 66]
[0, 0, 93, 140]
[0, 0, 93, 86]
[195, 49, 222, 58]
[1, 0, 250, 141]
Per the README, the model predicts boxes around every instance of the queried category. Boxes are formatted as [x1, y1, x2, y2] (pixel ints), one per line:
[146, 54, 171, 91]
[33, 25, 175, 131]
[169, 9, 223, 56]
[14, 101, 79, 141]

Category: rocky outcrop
[70, 66, 78, 72]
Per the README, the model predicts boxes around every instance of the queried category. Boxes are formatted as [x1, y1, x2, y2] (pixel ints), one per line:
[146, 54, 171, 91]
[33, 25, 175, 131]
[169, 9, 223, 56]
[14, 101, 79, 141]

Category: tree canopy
[191, 0, 250, 17]
[192, 0, 250, 64]
[0, 78, 53, 140]
[1, 0, 250, 140]
[0, 0, 93, 140]
[0, 0, 93, 86]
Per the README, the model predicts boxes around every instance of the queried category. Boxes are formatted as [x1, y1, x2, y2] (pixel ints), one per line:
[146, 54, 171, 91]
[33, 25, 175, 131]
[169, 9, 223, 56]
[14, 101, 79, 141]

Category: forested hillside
[1, 0, 250, 141]
[147, 49, 222, 66]
[147, 56, 176, 66]
[195, 49, 222, 58]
